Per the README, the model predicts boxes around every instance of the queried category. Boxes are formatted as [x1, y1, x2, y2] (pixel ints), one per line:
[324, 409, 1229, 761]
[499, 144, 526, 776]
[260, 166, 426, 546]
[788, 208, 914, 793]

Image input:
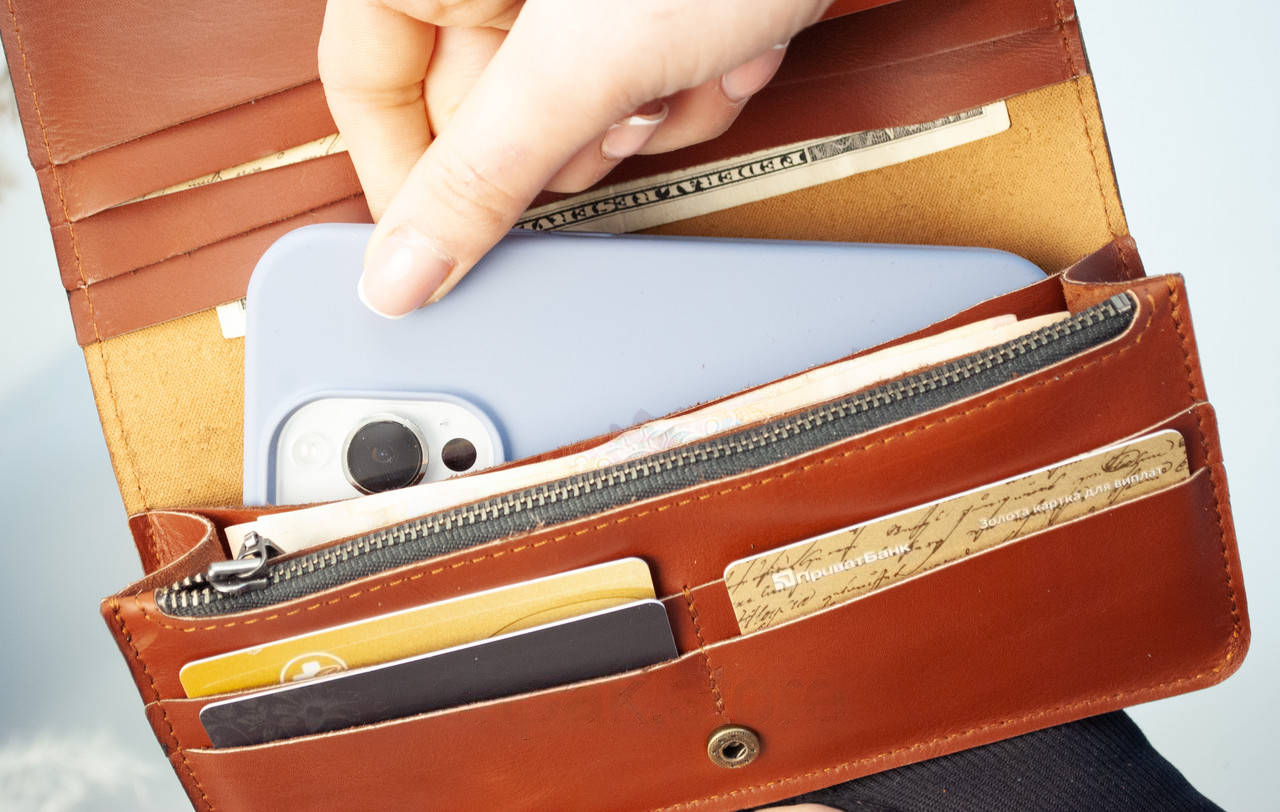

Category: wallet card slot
[668, 401, 1225, 649]
[57, 155, 361, 289]
[687, 464, 1232, 664]
[150, 630, 702, 751]
[174, 652, 737, 810]
[49, 82, 339, 223]
[159, 462, 1243, 812]
[696, 467, 1215, 649]
[65, 195, 372, 346]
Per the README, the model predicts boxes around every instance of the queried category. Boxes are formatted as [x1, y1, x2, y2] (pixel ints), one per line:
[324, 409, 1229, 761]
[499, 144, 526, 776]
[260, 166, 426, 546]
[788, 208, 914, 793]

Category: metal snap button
[706, 725, 761, 769]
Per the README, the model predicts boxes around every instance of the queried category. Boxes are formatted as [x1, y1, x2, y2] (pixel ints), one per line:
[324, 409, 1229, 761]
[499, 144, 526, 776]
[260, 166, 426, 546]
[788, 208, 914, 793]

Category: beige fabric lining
[86, 76, 1127, 514]
[85, 310, 244, 512]
[645, 76, 1127, 271]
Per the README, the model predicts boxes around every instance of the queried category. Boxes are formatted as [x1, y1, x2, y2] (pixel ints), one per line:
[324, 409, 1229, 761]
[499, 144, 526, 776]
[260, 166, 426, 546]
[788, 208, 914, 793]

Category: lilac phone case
[244, 225, 1045, 505]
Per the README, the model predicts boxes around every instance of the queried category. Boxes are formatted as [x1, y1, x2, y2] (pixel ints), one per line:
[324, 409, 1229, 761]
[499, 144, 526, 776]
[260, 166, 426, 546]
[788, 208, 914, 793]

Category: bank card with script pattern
[723, 430, 1189, 634]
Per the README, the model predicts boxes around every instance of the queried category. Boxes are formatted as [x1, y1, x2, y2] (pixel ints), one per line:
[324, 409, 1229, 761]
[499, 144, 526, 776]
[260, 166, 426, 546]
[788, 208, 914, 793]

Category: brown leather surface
[43, 82, 338, 223]
[56, 155, 360, 289]
[138, 400, 1229, 753]
[100, 257, 1250, 809]
[66, 196, 372, 346]
[103, 271, 1222, 694]
[0, 1, 324, 165]
[7, 0, 1248, 807]
[825, 0, 906, 18]
[3, 0, 1087, 344]
[140, 467, 1243, 812]
[13, 3, 888, 219]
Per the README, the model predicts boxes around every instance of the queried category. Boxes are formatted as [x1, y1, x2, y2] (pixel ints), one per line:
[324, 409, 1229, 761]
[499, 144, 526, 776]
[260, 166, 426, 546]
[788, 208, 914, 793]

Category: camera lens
[344, 418, 426, 494]
[441, 437, 478, 472]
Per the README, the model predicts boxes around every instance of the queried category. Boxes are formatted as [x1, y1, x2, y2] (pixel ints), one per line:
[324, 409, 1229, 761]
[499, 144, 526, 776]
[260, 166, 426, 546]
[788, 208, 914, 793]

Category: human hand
[319, 0, 835, 317]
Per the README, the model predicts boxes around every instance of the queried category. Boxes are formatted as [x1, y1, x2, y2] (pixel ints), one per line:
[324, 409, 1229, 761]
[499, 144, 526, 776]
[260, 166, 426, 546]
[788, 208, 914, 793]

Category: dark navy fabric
[763, 712, 1219, 811]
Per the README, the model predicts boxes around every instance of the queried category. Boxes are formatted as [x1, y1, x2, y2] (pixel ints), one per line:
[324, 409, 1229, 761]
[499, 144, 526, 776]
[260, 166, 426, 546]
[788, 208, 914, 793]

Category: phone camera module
[344, 418, 427, 494]
[441, 437, 478, 472]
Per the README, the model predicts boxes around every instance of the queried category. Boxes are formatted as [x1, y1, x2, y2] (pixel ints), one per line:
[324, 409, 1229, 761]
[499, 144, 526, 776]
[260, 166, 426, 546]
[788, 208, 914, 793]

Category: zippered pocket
[101, 271, 1211, 689]
[155, 293, 1137, 617]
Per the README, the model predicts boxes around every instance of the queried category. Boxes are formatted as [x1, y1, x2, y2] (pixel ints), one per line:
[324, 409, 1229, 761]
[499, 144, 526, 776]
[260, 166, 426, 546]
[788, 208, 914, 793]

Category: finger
[359, 0, 829, 317]
[358, 26, 641, 317]
[319, 0, 435, 221]
[720, 42, 790, 105]
[543, 101, 668, 193]
[381, 0, 522, 28]
[543, 42, 788, 196]
[423, 25, 507, 137]
[640, 43, 788, 155]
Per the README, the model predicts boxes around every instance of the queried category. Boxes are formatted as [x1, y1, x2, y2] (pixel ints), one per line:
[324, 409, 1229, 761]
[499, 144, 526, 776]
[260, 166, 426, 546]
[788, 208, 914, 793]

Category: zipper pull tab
[206, 531, 283, 595]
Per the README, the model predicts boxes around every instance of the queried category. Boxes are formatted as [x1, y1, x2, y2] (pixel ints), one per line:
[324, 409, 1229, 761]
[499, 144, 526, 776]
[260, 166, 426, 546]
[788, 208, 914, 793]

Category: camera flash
[292, 433, 332, 468]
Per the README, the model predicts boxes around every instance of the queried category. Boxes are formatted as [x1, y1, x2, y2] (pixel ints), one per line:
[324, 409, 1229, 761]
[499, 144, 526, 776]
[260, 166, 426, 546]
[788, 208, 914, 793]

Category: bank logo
[771, 570, 797, 591]
[769, 544, 912, 592]
[280, 652, 348, 683]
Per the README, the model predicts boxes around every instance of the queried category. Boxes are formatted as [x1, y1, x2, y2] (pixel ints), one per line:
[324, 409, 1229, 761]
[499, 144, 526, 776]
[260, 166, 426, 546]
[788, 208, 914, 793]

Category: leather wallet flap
[4, 0, 1086, 345]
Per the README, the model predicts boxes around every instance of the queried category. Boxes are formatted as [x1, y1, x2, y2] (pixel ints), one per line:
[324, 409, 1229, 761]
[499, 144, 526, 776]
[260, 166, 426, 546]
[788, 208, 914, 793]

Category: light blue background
[0, 2, 1275, 808]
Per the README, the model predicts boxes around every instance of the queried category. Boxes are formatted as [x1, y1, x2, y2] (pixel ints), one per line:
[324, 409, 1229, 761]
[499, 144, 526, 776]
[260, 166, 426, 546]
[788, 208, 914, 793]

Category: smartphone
[245, 224, 1045, 505]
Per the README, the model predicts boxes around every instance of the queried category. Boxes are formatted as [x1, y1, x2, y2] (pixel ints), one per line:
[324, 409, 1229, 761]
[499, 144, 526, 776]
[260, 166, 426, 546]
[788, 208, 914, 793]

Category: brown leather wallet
[2, 1, 1250, 810]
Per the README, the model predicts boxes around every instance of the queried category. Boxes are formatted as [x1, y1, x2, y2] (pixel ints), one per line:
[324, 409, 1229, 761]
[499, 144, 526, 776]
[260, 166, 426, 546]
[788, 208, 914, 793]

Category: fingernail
[601, 101, 668, 160]
[358, 227, 456, 319]
[720, 42, 789, 103]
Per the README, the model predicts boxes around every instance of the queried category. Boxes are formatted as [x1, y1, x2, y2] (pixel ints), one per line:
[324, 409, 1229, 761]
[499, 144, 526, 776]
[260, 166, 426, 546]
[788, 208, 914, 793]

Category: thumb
[357, 23, 637, 318]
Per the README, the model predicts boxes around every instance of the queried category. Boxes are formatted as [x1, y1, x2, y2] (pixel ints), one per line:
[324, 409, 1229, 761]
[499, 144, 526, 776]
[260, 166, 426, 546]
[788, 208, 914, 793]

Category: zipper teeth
[158, 295, 1131, 613]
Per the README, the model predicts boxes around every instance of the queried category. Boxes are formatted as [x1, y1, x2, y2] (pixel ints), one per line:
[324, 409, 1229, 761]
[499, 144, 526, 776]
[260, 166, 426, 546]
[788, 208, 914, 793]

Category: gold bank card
[180, 558, 654, 698]
[723, 430, 1189, 634]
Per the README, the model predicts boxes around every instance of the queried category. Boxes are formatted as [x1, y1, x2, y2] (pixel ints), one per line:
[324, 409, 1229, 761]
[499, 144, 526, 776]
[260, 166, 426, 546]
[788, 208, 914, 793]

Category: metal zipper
[157, 293, 1135, 617]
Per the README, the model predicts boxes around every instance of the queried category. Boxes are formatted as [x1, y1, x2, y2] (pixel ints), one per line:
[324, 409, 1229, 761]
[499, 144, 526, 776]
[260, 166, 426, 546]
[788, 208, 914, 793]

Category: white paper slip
[119, 133, 348, 207]
[216, 299, 248, 339]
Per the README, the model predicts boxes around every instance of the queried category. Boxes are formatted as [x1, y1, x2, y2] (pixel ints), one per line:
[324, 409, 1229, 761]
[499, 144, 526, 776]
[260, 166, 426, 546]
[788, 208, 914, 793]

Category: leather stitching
[65, 5, 1073, 309]
[121, 292, 1242, 808]
[108, 600, 214, 811]
[1164, 278, 1242, 644]
[127, 296, 1156, 634]
[651, 283, 1247, 811]
[141, 513, 161, 572]
[649, 655, 1236, 811]
[1052, 0, 1133, 275]
[90, 187, 365, 290]
[69, 77, 326, 169]
[682, 586, 729, 722]
[4, 0, 148, 507]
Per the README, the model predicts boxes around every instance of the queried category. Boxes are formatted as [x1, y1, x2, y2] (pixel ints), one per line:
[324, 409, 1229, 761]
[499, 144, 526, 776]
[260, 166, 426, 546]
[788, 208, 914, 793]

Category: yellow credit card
[723, 430, 1189, 634]
[180, 558, 655, 698]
